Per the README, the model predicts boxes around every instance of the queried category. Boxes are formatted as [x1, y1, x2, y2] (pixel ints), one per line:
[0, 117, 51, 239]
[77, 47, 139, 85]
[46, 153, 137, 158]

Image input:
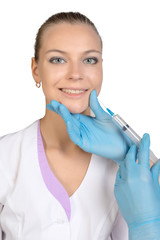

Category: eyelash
[49, 57, 98, 64]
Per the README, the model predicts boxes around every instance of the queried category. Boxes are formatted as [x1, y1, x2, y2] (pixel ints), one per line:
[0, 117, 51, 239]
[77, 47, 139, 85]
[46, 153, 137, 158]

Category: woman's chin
[67, 106, 90, 115]
[67, 108, 85, 114]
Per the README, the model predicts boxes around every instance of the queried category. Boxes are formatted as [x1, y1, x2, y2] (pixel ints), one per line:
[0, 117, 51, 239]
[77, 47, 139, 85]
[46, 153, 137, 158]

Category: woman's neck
[40, 107, 90, 154]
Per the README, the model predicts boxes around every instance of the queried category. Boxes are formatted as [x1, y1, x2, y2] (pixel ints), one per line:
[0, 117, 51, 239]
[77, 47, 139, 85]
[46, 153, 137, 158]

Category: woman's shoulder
[0, 119, 39, 171]
[0, 119, 39, 203]
[0, 119, 39, 146]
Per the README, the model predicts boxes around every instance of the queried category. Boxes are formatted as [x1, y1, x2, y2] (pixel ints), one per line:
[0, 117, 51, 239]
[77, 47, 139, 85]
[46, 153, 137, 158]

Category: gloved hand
[114, 133, 160, 240]
[47, 89, 132, 164]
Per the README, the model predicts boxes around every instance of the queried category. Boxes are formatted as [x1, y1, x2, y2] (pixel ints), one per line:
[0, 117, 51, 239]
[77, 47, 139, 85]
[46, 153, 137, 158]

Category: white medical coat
[0, 119, 128, 240]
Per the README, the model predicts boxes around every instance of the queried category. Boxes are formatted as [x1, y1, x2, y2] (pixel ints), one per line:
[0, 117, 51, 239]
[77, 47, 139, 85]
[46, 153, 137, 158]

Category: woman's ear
[31, 57, 40, 83]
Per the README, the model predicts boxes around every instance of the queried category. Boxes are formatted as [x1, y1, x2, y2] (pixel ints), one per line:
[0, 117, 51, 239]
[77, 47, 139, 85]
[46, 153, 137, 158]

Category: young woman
[0, 12, 131, 239]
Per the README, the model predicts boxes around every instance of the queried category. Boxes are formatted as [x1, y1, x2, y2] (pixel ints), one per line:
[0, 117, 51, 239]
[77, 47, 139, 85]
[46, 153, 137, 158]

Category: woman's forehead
[41, 23, 101, 50]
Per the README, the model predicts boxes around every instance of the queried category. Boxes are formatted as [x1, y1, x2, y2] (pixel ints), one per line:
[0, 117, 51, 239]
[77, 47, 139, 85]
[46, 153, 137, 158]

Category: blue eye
[49, 57, 65, 64]
[49, 57, 98, 64]
[83, 57, 98, 64]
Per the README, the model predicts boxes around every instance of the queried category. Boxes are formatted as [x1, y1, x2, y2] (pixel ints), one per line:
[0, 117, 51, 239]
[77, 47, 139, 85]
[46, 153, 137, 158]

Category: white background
[0, 0, 160, 158]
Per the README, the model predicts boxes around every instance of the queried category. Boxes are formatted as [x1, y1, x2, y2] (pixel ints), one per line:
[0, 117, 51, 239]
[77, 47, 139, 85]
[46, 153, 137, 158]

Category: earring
[36, 82, 41, 88]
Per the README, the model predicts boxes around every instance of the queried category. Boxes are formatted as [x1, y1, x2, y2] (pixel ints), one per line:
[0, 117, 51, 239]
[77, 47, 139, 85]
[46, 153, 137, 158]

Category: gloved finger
[65, 120, 83, 147]
[72, 113, 80, 120]
[89, 89, 112, 121]
[114, 167, 123, 185]
[119, 161, 127, 180]
[48, 100, 70, 120]
[47, 102, 82, 146]
[47, 100, 60, 114]
[138, 133, 150, 169]
[57, 107, 83, 148]
[59, 105, 81, 128]
[47, 100, 65, 119]
[47, 100, 78, 127]
[150, 159, 160, 191]
[114, 168, 123, 203]
[125, 144, 138, 168]
[121, 130, 134, 148]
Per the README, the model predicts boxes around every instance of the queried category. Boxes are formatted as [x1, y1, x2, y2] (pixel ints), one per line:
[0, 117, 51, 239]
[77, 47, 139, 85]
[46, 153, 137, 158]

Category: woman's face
[32, 23, 103, 114]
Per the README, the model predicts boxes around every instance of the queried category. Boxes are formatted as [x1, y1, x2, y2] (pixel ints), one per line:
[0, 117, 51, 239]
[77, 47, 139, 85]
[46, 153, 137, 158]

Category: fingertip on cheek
[51, 100, 56, 105]
[47, 104, 52, 110]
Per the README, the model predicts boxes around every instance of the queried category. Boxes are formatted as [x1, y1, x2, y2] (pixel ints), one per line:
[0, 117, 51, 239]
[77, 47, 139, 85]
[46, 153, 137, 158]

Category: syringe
[98, 100, 159, 163]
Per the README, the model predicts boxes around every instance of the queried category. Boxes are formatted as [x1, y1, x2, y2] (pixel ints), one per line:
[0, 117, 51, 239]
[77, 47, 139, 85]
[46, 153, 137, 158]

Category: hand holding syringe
[98, 99, 159, 163]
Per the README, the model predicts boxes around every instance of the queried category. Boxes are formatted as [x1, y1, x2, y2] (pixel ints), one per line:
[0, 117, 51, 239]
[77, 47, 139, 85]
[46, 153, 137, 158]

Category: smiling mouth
[58, 88, 89, 97]
[59, 88, 88, 91]
[59, 88, 89, 94]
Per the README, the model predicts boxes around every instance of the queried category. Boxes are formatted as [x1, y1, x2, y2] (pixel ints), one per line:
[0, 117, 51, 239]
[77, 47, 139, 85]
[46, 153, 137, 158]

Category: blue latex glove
[114, 133, 160, 240]
[47, 89, 132, 164]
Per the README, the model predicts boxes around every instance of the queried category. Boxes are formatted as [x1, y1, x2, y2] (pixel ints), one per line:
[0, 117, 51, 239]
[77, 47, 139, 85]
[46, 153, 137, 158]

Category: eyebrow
[45, 49, 102, 55]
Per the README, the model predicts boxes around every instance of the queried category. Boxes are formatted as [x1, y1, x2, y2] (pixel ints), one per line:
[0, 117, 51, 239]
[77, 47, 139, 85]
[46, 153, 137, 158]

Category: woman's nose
[67, 62, 83, 80]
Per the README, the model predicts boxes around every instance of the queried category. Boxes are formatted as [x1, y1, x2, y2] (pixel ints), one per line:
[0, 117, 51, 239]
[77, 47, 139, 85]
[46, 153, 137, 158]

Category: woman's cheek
[90, 72, 103, 96]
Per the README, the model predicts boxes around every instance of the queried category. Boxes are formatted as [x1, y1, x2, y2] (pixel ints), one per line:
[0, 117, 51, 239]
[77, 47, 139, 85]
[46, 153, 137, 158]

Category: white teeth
[61, 89, 85, 94]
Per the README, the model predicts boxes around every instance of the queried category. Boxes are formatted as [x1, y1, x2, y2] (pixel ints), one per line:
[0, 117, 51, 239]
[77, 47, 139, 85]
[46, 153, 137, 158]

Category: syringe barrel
[112, 114, 141, 145]
[112, 114, 159, 163]
[149, 150, 159, 163]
